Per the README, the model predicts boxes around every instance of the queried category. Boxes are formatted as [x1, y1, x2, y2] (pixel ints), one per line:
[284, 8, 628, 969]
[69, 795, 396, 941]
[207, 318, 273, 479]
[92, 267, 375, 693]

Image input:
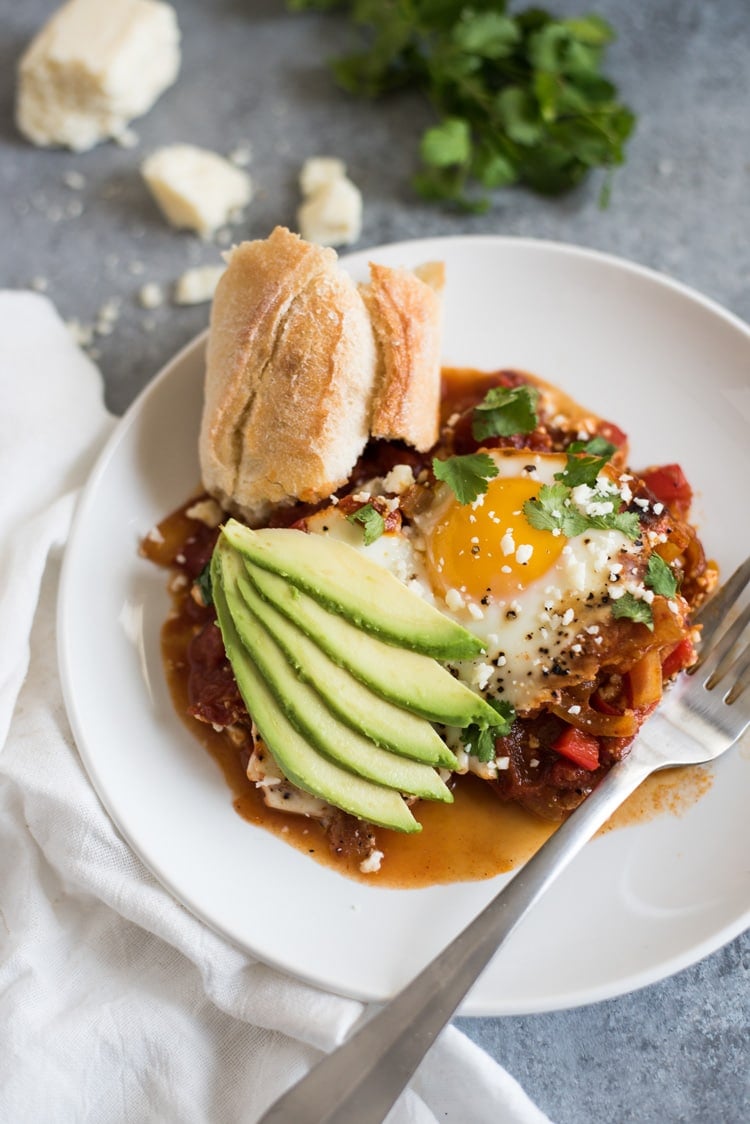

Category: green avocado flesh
[211, 550, 420, 833]
[243, 560, 502, 729]
[238, 569, 456, 768]
[224, 577, 452, 803]
[221, 518, 484, 660]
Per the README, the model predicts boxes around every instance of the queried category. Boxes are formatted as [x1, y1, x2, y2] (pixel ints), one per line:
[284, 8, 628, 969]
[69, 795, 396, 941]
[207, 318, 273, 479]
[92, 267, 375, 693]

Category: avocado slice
[237, 568, 456, 768]
[217, 553, 453, 802]
[243, 560, 503, 729]
[211, 550, 420, 833]
[221, 519, 484, 661]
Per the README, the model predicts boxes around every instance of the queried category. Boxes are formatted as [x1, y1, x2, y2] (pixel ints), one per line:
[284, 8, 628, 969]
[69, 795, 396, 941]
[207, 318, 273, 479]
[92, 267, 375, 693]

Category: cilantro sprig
[611, 592, 654, 631]
[461, 699, 516, 763]
[523, 436, 640, 538]
[195, 562, 213, 607]
[433, 452, 499, 505]
[645, 552, 678, 598]
[471, 384, 539, 441]
[287, 2, 635, 210]
[346, 502, 385, 545]
[610, 554, 679, 630]
[523, 483, 640, 540]
[557, 437, 617, 487]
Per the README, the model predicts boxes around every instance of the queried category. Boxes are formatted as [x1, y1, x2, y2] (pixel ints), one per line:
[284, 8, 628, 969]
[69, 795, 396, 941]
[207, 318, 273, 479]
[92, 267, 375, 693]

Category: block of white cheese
[299, 156, 346, 198]
[16, 0, 180, 152]
[142, 144, 253, 238]
[297, 156, 362, 248]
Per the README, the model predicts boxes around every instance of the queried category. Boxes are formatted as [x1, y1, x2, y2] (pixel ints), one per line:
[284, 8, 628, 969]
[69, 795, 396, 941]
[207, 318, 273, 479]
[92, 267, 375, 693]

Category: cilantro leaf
[567, 436, 617, 457]
[195, 562, 213, 607]
[287, 2, 635, 209]
[610, 592, 654, 630]
[523, 483, 591, 537]
[461, 699, 516, 763]
[557, 438, 617, 487]
[420, 117, 472, 168]
[346, 503, 385, 546]
[471, 384, 540, 441]
[645, 552, 678, 598]
[433, 453, 499, 505]
[586, 510, 642, 540]
[524, 482, 642, 540]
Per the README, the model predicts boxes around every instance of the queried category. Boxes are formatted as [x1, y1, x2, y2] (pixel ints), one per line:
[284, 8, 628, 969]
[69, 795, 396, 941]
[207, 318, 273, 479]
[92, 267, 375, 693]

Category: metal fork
[258, 555, 750, 1124]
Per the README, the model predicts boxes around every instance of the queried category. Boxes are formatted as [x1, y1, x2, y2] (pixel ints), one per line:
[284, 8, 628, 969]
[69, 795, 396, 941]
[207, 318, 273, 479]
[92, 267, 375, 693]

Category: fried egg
[305, 449, 652, 716]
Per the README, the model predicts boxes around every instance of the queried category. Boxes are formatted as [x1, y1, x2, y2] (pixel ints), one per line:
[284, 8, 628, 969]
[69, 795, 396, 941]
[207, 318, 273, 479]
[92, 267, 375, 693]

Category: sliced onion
[549, 701, 637, 738]
[628, 649, 664, 709]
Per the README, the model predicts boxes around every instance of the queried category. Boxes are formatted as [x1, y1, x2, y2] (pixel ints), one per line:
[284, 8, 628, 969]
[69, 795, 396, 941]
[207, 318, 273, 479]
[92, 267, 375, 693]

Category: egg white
[304, 450, 649, 717]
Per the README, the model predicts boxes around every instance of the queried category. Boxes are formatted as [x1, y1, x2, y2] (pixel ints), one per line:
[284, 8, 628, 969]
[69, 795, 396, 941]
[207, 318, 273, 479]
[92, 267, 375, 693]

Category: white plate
[59, 236, 750, 1015]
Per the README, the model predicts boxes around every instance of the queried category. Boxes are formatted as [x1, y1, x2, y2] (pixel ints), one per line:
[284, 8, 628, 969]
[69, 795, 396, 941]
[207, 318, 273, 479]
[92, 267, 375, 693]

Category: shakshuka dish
[142, 228, 717, 883]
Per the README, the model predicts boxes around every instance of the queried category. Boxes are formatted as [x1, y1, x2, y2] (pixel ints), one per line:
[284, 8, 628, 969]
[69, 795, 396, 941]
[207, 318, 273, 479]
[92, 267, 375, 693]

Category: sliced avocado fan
[211, 545, 420, 833]
[218, 554, 452, 803]
[244, 560, 502, 729]
[221, 518, 484, 660]
[208, 522, 512, 834]
[237, 566, 456, 768]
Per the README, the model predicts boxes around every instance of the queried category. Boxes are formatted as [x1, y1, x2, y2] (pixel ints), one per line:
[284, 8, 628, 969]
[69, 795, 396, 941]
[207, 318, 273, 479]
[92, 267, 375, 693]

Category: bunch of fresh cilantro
[287, 0, 635, 209]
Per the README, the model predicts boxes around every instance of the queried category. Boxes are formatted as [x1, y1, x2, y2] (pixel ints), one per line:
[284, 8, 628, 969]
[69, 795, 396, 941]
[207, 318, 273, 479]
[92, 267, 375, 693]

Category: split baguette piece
[199, 226, 444, 523]
[200, 226, 377, 524]
[363, 260, 445, 452]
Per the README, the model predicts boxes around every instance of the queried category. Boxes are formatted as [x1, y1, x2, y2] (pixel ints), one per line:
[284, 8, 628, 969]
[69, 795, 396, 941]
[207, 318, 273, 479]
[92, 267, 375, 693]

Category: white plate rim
[58, 234, 750, 1015]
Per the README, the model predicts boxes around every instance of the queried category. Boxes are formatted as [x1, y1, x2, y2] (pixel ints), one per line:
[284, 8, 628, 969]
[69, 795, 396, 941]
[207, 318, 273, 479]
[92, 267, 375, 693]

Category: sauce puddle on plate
[162, 604, 712, 888]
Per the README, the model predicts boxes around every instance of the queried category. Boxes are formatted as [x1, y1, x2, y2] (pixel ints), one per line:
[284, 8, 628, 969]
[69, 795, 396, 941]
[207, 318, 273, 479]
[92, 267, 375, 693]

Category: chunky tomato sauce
[142, 367, 716, 885]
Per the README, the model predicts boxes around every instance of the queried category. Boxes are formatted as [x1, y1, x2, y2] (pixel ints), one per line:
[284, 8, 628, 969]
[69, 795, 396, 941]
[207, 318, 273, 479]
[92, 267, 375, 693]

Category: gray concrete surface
[2, 0, 749, 1120]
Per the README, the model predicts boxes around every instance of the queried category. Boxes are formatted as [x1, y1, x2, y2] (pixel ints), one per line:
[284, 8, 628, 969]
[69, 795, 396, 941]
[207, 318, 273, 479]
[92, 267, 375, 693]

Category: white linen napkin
[0, 291, 551, 1124]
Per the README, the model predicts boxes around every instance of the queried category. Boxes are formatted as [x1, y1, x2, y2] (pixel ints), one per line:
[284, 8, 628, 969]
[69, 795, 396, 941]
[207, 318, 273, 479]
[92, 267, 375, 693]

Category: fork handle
[258, 750, 655, 1124]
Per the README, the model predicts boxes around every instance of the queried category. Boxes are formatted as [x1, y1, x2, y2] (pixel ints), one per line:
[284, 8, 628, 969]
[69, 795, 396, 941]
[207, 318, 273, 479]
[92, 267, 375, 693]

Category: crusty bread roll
[199, 227, 444, 521]
[363, 261, 444, 452]
[199, 226, 377, 524]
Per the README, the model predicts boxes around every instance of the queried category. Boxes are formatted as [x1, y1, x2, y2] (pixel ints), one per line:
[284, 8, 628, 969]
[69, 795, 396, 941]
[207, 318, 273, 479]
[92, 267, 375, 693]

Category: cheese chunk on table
[142, 144, 253, 237]
[16, 0, 181, 152]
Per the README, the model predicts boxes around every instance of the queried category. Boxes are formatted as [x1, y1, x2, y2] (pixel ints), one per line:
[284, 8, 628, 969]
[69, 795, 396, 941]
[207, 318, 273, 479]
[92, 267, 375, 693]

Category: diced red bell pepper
[661, 636, 695, 679]
[641, 464, 693, 516]
[597, 420, 628, 449]
[552, 726, 600, 771]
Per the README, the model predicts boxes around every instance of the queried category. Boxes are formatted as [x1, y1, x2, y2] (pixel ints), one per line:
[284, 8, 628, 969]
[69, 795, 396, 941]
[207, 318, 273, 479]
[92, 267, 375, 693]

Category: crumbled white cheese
[500, 532, 515, 556]
[445, 589, 464, 612]
[299, 156, 346, 197]
[138, 281, 164, 309]
[65, 318, 94, 348]
[173, 264, 225, 305]
[185, 498, 223, 527]
[62, 169, 85, 190]
[297, 156, 362, 248]
[228, 142, 252, 167]
[142, 143, 253, 237]
[382, 463, 415, 495]
[359, 849, 384, 874]
[17, 0, 181, 152]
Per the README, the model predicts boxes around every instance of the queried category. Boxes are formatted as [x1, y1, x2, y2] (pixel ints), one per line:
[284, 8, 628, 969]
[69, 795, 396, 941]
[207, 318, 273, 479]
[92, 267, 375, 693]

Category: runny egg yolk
[426, 476, 566, 603]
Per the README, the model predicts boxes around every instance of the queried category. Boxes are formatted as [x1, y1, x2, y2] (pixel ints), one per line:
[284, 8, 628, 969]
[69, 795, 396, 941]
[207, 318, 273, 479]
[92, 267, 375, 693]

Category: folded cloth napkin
[0, 291, 550, 1124]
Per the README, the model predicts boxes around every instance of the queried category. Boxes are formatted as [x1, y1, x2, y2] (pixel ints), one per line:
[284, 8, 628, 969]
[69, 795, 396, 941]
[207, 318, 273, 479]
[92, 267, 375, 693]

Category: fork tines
[694, 555, 750, 704]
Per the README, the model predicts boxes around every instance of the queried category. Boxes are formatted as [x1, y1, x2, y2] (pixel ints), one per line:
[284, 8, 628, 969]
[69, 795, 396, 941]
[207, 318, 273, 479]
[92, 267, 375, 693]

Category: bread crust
[363, 262, 444, 452]
[199, 226, 376, 523]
